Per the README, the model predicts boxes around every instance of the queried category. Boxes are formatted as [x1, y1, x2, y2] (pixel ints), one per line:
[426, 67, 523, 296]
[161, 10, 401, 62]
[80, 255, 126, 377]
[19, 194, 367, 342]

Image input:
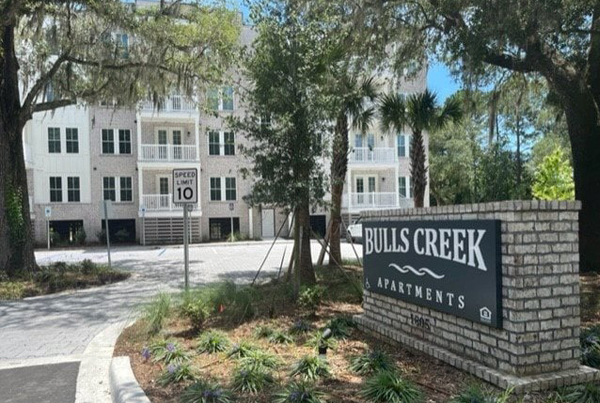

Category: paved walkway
[0, 240, 362, 402]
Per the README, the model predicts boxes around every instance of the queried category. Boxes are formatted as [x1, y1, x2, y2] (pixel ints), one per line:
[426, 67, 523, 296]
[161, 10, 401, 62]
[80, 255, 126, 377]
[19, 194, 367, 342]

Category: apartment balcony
[342, 192, 414, 213]
[140, 95, 197, 115]
[349, 147, 397, 165]
[141, 194, 200, 213]
[139, 144, 198, 163]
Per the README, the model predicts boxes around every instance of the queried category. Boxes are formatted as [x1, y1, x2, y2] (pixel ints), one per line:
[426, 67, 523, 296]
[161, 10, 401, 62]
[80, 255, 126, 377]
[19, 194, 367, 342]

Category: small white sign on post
[45, 207, 52, 250]
[173, 168, 198, 291]
[173, 168, 198, 204]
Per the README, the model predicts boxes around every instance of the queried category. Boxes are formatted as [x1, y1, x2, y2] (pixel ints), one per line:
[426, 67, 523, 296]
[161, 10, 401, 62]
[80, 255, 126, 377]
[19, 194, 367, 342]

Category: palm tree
[328, 75, 378, 265]
[379, 90, 462, 207]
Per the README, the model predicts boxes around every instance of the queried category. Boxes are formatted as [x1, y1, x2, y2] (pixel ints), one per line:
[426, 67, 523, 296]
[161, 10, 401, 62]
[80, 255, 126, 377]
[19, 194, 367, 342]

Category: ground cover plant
[0, 259, 129, 300]
[114, 265, 600, 402]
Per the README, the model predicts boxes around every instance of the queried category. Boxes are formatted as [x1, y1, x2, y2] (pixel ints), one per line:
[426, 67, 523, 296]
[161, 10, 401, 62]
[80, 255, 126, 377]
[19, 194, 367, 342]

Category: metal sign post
[140, 206, 147, 246]
[173, 168, 198, 291]
[103, 200, 112, 269]
[45, 207, 52, 250]
[229, 202, 234, 242]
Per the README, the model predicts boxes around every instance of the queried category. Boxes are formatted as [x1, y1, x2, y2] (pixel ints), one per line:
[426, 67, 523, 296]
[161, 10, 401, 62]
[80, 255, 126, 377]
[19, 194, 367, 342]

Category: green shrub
[238, 349, 280, 370]
[80, 259, 97, 275]
[226, 341, 260, 359]
[142, 293, 172, 335]
[157, 363, 196, 386]
[204, 281, 257, 321]
[150, 340, 190, 364]
[268, 330, 294, 345]
[114, 228, 130, 242]
[179, 292, 211, 331]
[361, 371, 423, 403]
[272, 382, 325, 403]
[581, 326, 600, 369]
[0, 270, 9, 282]
[350, 350, 396, 375]
[298, 285, 326, 314]
[231, 366, 275, 394]
[197, 330, 230, 354]
[558, 383, 600, 403]
[323, 316, 355, 339]
[180, 380, 233, 403]
[254, 324, 275, 339]
[50, 230, 62, 246]
[75, 228, 87, 245]
[96, 230, 107, 244]
[450, 384, 513, 403]
[289, 355, 331, 381]
[0, 282, 26, 300]
[305, 331, 338, 351]
[289, 319, 313, 335]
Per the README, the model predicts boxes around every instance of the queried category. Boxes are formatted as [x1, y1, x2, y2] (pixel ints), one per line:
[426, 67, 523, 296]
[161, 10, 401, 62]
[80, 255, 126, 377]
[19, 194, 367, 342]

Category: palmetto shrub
[197, 330, 230, 354]
[289, 355, 331, 381]
[350, 350, 396, 375]
[361, 371, 423, 403]
[272, 382, 325, 403]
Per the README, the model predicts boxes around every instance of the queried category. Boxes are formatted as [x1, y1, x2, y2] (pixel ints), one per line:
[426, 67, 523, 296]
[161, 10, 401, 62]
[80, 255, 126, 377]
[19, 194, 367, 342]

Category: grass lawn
[114, 266, 600, 403]
[0, 259, 130, 300]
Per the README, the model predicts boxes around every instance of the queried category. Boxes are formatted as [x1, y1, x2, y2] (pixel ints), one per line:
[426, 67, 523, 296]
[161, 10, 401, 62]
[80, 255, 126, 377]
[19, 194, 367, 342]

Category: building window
[102, 129, 114, 154]
[49, 177, 62, 202]
[210, 177, 221, 201]
[120, 177, 132, 202]
[67, 176, 80, 202]
[48, 127, 61, 153]
[225, 177, 236, 201]
[119, 129, 131, 154]
[207, 88, 219, 111]
[397, 134, 407, 157]
[222, 86, 234, 111]
[208, 131, 220, 155]
[66, 128, 79, 154]
[224, 132, 235, 155]
[119, 34, 129, 58]
[354, 134, 363, 149]
[367, 133, 375, 150]
[399, 177, 410, 198]
[103, 177, 116, 201]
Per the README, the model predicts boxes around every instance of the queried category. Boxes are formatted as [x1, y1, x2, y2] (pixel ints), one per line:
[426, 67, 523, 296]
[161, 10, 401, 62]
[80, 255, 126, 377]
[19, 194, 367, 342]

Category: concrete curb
[110, 356, 150, 403]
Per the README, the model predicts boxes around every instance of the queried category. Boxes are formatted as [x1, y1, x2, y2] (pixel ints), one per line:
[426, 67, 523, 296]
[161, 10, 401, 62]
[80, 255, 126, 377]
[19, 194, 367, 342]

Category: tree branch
[587, 1, 600, 103]
[64, 55, 176, 74]
[482, 50, 537, 73]
[32, 99, 75, 114]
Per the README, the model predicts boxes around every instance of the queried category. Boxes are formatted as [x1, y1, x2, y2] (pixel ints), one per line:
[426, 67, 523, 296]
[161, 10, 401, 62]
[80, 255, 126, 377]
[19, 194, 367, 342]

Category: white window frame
[209, 176, 237, 201]
[49, 176, 63, 202]
[207, 87, 235, 111]
[355, 174, 378, 193]
[67, 176, 81, 203]
[103, 176, 134, 203]
[102, 128, 135, 155]
[154, 127, 184, 145]
[397, 134, 409, 158]
[156, 176, 170, 195]
[398, 176, 411, 199]
[66, 128, 79, 154]
[207, 130, 235, 156]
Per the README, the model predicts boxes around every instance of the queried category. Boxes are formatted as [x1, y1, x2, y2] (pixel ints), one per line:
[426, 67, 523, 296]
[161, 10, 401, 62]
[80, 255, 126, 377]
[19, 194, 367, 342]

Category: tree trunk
[328, 112, 349, 266]
[410, 129, 428, 208]
[295, 203, 316, 286]
[0, 23, 38, 276]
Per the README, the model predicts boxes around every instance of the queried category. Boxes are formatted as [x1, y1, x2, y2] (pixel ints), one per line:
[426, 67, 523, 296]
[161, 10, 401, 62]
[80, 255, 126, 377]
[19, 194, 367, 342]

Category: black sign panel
[363, 220, 502, 328]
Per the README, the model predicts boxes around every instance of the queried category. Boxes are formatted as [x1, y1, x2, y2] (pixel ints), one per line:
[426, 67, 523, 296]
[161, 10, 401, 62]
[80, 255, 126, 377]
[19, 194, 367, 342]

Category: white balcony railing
[349, 147, 397, 164]
[342, 192, 414, 212]
[141, 194, 199, 212]
[140, 144, 198, 162]
[140, 95, 196, 113]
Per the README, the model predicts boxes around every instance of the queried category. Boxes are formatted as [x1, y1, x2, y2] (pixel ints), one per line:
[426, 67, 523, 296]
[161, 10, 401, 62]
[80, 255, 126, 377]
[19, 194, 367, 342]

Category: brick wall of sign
[356, 200, 599, 392]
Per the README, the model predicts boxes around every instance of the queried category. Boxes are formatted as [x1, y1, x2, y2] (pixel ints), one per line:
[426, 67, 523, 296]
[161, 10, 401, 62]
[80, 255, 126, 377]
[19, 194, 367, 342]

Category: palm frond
[378, 93, 406, 133]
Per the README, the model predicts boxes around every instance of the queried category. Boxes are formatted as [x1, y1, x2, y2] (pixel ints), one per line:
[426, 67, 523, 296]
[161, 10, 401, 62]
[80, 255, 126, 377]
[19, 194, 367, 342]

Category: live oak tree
[0, 1, 239, 276]
[379, 90, 462, 207]
[232, 1, 336, 287]
[349, 0, 600, 271]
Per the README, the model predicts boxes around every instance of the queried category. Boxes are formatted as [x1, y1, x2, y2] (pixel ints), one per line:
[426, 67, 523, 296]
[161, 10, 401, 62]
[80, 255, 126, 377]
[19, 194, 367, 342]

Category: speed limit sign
[173, 168, 198, 204]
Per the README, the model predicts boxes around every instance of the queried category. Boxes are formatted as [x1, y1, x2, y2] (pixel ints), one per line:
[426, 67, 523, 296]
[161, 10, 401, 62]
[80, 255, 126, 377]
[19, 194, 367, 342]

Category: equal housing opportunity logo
[363, 220, 502, 328]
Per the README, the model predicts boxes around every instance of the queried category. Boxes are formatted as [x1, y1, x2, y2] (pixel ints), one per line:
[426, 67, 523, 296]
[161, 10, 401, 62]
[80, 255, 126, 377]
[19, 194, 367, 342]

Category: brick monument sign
[354, 200, 599, 393]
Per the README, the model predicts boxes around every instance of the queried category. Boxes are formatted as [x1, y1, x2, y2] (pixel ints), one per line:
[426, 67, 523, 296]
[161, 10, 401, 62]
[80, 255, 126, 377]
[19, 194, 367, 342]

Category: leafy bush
[0, 281, 26, 300]
[532, 146, 575, 201]
[268, 330, 294, 345]
[558, 383, 600, 403]
[272, 382, 325, 403]
[289, 355, 331, 381]
[254, 324, 275, 339]
[298, 285, 326, 314]
[75, 228, 87, 245]
[180, 380, 233, 403]
[323, 316, 355, 339]
[227, 231, 250, 242]
[450, 384, 513, 403]
[580, 325, 600, 368]
[114, 228, 130, 242]
[50, 230, 62, 246]
[305, 331, 338, 351]
[205, 281, 257, 321]
[197, 330, 230, 354]
[150, 340, 190, 364]
[157, 363, 196, 386]
[179, 292, 211, 331]
[142, 293, 172, 335]
[238, 349, 280, 370]
[350, 350, 396, 375]
[96, 229, 107, 244]
[289, 319, 313, 335]
[80, 259, 97, 275]
[361, 371, 423, 403]
[227, 341, 260, 359]
[231, 366, 275, 394]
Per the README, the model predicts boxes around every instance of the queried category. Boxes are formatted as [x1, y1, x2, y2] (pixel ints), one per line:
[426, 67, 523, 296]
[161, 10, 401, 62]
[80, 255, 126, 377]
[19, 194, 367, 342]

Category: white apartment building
[23, 23, 427, 247]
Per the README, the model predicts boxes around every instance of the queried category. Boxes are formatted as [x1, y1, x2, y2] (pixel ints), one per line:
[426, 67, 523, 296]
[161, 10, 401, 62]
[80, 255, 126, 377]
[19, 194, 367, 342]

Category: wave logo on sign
[388, 263, 445, 280]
